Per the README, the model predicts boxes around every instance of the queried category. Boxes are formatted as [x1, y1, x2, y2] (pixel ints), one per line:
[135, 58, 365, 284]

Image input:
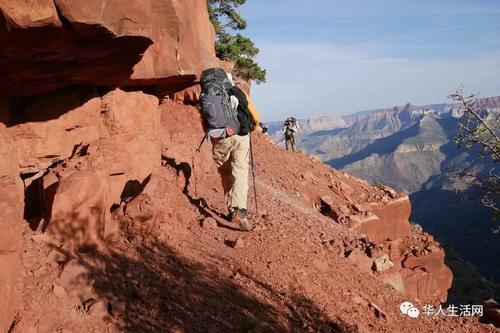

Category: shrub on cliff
[207, 0, 267, 84]
[449, 88, 499, 230]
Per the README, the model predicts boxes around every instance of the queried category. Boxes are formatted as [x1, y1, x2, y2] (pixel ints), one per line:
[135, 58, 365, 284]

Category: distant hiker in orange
[198, 68, 260, 231]
[283, 117, 298, 151]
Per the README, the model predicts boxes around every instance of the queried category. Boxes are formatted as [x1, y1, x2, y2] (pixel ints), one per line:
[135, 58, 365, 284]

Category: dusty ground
[10, 131, 498, 333]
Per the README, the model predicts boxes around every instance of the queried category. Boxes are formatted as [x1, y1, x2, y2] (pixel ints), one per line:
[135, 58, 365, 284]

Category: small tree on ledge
[449, 88, 499, 231]
[207, 0, 267, 84]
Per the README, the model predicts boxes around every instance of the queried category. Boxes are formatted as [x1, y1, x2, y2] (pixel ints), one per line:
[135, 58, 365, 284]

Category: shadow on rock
[47, 219, 355, 332]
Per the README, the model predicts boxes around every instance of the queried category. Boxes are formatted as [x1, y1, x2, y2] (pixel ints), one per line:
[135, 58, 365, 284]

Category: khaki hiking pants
[285, 136, 296, 152]
[211, 134, 250, 211]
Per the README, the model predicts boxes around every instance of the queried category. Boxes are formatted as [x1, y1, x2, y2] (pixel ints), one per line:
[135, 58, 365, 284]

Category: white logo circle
[407, 307, 420, 318]
[400, 301, 414, 315]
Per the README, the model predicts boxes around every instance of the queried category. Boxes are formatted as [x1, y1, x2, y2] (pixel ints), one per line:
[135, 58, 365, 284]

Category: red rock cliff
[0, 0, 217, 96]
[0, 1, 477, 332]
[0, 0, 218, 330]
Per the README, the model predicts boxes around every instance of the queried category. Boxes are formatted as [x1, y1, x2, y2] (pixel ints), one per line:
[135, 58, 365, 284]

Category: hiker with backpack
[283, 117, 298, 152]
[198, 68, 260, 232]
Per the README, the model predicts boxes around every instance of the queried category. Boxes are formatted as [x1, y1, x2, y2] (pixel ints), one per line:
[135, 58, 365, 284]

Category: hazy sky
[238, 0, 500, 121]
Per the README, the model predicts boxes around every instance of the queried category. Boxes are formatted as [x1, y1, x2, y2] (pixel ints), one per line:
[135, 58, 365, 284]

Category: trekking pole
[196, 133, 208, 153]
[191, 153, 198, 197]
[249, 133, 259, 218]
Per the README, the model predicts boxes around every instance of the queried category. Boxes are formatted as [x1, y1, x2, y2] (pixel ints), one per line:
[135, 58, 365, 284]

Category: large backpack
[284, 117, 297, 140]
[284, 127, 295, 140]
[199, 68, 240, 138]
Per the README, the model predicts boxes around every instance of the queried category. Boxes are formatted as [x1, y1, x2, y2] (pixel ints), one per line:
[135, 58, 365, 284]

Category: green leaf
[208, 0, 266, 83]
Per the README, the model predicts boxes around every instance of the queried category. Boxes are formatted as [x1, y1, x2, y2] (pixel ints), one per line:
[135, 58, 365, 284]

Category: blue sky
[238, 0, 500, 121]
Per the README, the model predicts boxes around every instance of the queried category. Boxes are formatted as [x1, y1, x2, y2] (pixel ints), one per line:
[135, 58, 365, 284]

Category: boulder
[359, 196, 411, 242]
[97, 89, 161, 182]
[201, 217, 218, 229]
[319, 196, 348, 223]
[338, 190, 452, 304]
[372, 254, 394, 272]
[57, 259, 95, 302]
[46, 170, 106, 252]
[347, 249, 373, 273]
[139, 170, 172, 221]
[378, 271, 405, 293]
[9, 88, 161, 229]
[401, 264, 452, 304]
[120, 193, 156, 240]
[124, 194, 155, 223]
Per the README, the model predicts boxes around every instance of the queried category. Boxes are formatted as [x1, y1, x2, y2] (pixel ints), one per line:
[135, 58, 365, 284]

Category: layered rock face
[319, 183, 452, 304]
[0, 0, 217, 96]
[0, 1, 459, 332]
[0, 1, 217, 331]
[0, 88, 164, 331]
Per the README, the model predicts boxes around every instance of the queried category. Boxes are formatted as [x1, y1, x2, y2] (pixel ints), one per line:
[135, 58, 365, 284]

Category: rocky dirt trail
[11, 129, 496, 333]
[1, 1, 498, 332]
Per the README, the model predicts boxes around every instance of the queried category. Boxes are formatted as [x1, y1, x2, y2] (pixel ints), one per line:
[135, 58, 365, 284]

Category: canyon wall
[0, 1, 457, 331]
[0, 1, 217, 330]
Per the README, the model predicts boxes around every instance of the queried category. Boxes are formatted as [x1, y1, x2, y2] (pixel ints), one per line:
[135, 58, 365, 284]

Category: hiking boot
[222, 211, 234, 222]
[224, 208, 238, 222]
[231, 208, 251, 232]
